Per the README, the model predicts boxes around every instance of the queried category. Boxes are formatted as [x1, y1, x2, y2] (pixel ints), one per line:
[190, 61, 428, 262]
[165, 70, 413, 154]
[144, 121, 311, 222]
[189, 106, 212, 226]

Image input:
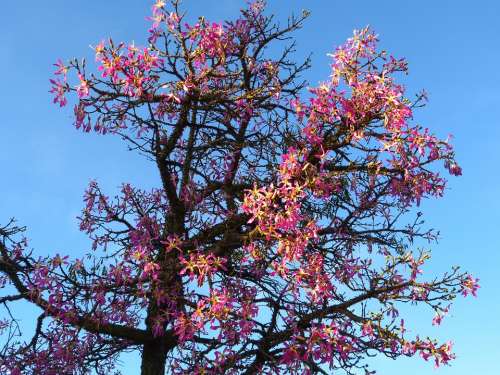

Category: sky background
[1, 1, 499, 374]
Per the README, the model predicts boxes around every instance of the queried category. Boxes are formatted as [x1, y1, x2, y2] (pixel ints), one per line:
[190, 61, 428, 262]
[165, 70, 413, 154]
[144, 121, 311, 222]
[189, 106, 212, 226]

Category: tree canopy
[0, 1, 477, 374]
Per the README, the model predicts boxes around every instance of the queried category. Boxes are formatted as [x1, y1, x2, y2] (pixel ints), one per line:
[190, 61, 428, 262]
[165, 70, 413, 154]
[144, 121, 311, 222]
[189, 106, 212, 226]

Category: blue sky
[1, 1, 499, 374]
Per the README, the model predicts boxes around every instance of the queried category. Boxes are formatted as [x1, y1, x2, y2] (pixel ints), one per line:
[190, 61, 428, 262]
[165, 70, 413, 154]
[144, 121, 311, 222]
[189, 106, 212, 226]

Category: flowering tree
[0, 1, 478, 374]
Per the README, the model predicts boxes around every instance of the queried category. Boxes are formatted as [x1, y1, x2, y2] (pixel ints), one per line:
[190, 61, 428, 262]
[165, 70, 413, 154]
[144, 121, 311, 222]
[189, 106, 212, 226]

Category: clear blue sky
[1, 1, 499, 374]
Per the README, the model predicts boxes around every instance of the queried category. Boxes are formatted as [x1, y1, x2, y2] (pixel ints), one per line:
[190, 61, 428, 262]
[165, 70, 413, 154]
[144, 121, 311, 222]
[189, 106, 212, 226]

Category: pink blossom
[49, 78, 67, 107]
[461, 275, 480, 297]
[76, 73, 89, 98]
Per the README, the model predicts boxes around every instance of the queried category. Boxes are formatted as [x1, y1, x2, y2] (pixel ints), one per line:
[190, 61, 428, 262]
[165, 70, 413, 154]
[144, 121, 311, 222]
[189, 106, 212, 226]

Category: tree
[0, 1, 478, 374]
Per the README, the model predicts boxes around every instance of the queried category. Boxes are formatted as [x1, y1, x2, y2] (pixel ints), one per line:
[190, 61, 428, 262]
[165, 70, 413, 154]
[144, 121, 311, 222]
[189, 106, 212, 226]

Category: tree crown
[1, 1, 477, 374]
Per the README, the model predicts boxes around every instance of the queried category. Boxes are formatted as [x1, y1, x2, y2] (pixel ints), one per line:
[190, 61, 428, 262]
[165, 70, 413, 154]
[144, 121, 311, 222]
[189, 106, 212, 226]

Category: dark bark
[141, 339, 168, 375]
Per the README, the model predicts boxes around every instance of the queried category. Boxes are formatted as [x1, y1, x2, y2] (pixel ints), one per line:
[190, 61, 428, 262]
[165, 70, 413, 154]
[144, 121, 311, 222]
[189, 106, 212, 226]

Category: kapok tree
[0, 1, 478, 374]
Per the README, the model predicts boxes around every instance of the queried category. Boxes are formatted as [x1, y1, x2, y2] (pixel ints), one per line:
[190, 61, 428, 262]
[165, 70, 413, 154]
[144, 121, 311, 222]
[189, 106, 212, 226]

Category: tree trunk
[141, 339, 167, 375]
